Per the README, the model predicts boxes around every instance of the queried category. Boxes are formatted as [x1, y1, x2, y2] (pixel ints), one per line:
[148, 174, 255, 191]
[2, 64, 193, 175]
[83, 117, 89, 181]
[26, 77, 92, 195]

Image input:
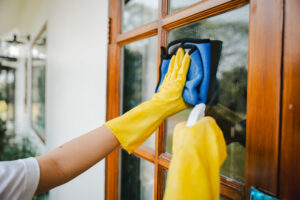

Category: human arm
[35, 125, 119, 195]
[35, 48, 190, 194]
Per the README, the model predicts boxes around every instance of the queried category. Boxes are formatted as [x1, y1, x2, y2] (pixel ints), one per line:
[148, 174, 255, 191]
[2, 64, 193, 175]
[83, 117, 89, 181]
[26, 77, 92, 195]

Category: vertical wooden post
[245, 0, 283, 196]
[154, 1, 168, 199]
[105, 0, 121, 200]
[279, 0, 300, 199]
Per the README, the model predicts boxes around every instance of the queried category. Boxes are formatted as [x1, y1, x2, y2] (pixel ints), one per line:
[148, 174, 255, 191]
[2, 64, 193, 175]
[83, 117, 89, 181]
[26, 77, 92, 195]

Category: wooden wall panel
[245, 0, 283, 196]
[279, 0, 300, 199]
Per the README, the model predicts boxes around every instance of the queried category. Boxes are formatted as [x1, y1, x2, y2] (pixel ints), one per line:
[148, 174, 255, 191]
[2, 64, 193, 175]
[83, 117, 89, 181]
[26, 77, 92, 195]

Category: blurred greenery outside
[0, 64, 48, 199]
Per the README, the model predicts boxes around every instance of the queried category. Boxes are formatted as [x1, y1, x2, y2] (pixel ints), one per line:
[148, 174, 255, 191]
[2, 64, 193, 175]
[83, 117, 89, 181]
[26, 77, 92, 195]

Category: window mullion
[155, 1, 168, 200]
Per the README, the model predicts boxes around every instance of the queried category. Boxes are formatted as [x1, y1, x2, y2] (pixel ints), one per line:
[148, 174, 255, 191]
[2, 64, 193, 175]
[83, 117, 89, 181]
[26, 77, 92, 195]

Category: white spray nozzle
[186, 103, 206, 127]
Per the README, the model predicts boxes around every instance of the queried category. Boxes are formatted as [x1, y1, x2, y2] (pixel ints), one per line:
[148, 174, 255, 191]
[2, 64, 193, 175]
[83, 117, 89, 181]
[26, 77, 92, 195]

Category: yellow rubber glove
[164, 117, 227, 200]
[105, 48, 191, 153]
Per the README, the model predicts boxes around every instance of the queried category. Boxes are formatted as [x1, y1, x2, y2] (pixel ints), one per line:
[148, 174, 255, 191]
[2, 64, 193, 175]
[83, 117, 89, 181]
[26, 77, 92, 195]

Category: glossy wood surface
[154, 1, 168, 199]
[105, 0, 121, 199]
[162, 0, 248, 30]
[245, 0, 283, 196]
[133, 145, 155, 163]
[116, 21, 158, 46]
[279, 0, 300, 199]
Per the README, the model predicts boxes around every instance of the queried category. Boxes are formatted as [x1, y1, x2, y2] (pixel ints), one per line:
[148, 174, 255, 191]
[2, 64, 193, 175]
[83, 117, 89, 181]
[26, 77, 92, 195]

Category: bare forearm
[35, 125, 119, 195]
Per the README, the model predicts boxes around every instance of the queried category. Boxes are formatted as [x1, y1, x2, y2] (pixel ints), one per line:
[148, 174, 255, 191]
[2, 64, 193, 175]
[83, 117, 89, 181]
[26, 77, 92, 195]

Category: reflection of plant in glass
[167, 5, 249, 182]
[169, 20, 248, 74]
[121, 149, 141, 200]
[219, 66, 247, 114]
[123, 48, 142, 112]
[122, 0, 157, 32]
[121, 37, 157, 200]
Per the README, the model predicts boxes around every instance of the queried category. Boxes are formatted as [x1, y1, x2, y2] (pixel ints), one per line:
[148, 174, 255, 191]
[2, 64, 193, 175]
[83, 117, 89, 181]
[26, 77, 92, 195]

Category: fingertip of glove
[176, 47, 184, 55]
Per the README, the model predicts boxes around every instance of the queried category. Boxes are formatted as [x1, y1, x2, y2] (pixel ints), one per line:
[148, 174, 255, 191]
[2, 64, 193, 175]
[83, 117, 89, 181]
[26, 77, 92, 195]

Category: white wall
[1, 0, 109, 199]
[46, 0, 108, 199]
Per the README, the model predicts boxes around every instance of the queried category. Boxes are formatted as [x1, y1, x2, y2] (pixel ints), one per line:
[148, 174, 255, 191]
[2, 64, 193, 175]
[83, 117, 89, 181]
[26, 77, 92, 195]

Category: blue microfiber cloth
[156, 39, 221, 105]
[250, 187, 278, 200]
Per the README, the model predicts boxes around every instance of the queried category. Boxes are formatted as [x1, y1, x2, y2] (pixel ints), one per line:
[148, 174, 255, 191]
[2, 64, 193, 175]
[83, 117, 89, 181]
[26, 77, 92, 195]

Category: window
[0, 67, 16, 130]
[31, 25, 47, 142]
[106, 0, 283, 199]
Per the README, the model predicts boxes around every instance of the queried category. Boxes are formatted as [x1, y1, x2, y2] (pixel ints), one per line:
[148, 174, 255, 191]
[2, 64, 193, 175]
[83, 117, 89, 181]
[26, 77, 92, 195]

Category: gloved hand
[164, 117, 227, 200]
[105, 48, 191, 153]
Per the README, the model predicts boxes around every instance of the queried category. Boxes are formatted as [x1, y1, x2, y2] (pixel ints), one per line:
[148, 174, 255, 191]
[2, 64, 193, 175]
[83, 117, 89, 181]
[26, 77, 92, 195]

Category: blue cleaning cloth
[185, 42, 211, 105]
[156, 40, 211, 105]
[250, 187, 278, 200]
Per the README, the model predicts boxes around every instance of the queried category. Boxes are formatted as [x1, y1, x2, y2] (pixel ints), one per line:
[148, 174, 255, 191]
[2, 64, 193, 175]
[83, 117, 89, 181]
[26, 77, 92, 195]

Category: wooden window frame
[105, 0, 284, 199]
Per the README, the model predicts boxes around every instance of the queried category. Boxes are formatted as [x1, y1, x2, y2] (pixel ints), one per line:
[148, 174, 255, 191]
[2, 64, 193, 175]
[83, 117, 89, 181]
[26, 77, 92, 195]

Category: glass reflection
[122, 0, 158, 33]
[168, 0, 201, 14]
[120, 149, 154, 200]
[165, 5, 249, 182]
[163, 169, 168, 193]
[122, 36, 157, 148]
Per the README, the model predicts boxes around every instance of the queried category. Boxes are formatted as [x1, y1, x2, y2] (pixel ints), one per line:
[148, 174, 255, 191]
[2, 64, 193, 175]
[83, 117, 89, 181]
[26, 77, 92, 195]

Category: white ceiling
[0, 0, 47, 40]
[0, 0, 25, 37]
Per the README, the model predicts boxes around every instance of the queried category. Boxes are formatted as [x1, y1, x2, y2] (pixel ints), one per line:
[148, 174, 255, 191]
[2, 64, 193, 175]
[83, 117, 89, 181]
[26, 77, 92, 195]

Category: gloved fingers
[164, 55, 176, 82]
[170, 48, 184, 80]
[176, 48, 184, 66]
[177, 52, 191, 82]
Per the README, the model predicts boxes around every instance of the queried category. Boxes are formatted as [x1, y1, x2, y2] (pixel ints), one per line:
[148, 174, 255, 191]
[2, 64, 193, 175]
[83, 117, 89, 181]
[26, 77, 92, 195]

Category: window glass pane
[31, 30, 46, 138]
[163, 169, 168, 193]
[122, 0, 158, 33]
[165, 5, 249, 182]
[120, 149, 154, 200]
[168, 0, 201, 14]
[121, 36, 157, 148]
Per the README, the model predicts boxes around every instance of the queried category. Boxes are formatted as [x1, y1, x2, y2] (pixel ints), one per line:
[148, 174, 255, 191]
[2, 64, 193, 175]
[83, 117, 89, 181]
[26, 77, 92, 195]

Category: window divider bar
[162, 0, 248, 30]
[116, 21, 158, 46]
[155, 1, 168, 199]
[105, 0, 121, 199]
[158, 153, 171, 170]
[220, 183, 244, 200]
[220, 176, 244, 195]
[132, 145, 155, 163]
